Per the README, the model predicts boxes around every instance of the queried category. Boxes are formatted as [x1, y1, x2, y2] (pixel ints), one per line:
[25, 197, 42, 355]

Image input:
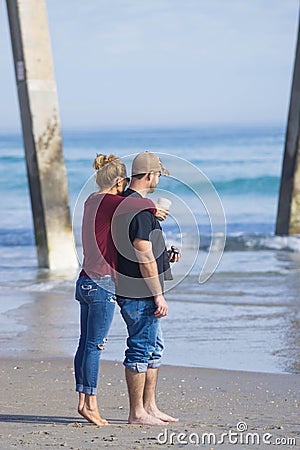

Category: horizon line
[0, 121, 286, 135]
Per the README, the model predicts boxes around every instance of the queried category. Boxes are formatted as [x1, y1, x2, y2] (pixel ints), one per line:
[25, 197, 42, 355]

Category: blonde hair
[93, 153, 127, 189]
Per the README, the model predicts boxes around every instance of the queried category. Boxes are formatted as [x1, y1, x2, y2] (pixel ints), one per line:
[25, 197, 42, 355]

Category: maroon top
[80, 193, 156, 280]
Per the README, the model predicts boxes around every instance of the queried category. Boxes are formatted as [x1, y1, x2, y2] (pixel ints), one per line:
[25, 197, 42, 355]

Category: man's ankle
[129, 407, 147, 419]
[144, 402, 157, 412]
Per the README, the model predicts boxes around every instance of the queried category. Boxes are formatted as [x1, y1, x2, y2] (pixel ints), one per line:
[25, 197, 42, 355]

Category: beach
[0, 290, 299, 449]
[1, 358, 299, 449]
[0, 0, 299, 443]
[1, 126, 300, 448]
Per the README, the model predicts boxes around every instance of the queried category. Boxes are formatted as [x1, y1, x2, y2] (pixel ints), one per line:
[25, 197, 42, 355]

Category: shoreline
[1, 285, 299, 374]
[1, 357, 299, 449]
[0, 353, 298, 378]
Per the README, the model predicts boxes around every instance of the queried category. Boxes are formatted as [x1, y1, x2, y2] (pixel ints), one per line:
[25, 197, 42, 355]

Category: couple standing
[74, 151, 181, 426]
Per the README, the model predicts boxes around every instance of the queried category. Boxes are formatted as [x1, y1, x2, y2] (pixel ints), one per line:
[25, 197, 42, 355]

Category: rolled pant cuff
[76, 384, 97, 395]
[124, 359, 161, 373]
[124, 362, 148, 373]
[76, 383, 84, 393]
[148, 358, 161, 369]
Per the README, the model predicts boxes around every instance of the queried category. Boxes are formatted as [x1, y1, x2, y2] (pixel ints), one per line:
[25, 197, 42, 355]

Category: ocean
[1, 125, 300, 374]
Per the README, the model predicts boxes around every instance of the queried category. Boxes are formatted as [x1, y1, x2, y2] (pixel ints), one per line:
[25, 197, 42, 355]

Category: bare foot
[78, 393, 85, 413]
[77, 402, 85, 415]
[79, 405, 110, 426]
[128, 411, 167, 426]
[145, 407, 179, 422]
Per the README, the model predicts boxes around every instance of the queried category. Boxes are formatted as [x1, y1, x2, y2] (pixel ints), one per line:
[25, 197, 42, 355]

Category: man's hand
[168, 247, 182, 263]
[154, 204, 169, 221]
[154, 294, 168, 318]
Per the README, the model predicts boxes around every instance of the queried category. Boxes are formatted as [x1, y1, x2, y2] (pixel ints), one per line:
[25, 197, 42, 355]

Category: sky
[0, 0, 299, 130]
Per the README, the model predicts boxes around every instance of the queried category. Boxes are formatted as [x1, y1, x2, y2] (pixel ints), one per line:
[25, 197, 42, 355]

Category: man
[114, 151, 181, 425]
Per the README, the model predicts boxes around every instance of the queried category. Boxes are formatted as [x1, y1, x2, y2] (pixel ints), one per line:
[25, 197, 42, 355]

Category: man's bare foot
[145, 406, 179, 422]
[128, 411, 167, 426]
[79, 405, 110, 426]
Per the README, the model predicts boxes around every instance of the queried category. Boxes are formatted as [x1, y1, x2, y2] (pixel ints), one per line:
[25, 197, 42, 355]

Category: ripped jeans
[117, 297, 164, 373]
[74, 275, 116, 395]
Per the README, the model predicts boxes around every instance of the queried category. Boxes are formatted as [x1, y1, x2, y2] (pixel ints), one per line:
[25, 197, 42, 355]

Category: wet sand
[0, 358, 299, 449]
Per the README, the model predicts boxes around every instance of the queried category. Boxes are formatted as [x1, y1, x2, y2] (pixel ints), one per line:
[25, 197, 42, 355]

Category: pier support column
[6, 0, 77, 268]
[276, 16, 300, 236]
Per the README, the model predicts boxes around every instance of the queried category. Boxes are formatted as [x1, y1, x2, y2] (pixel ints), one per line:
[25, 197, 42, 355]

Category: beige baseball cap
[131, 152, 169, 176]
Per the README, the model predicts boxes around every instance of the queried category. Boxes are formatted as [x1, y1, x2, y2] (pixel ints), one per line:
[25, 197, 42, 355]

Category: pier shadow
[0, 414, 81, 425]
[0, 414, 126, 425]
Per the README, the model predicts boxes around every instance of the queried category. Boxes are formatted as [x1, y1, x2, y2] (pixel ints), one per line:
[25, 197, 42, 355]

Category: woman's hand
[154, 204, 169, 221]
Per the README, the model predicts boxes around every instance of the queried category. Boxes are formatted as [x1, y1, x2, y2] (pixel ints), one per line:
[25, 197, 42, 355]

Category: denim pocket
[117, 299, 141, 325]
[75, 278, 98, 303]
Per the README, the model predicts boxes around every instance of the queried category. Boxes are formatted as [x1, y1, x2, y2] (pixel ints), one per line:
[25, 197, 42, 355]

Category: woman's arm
[113, 195, 156, 216]
[116, 196, 169, 220]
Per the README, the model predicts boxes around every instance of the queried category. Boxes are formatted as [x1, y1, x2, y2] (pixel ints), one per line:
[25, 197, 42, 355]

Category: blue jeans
[117, 297, 164, 373]
[74, 275, 116, 395]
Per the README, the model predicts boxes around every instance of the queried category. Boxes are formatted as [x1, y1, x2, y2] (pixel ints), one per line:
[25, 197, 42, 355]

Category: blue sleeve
[129, 211, 154, 242]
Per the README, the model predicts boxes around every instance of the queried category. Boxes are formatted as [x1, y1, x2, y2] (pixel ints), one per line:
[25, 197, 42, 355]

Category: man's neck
[128, 183, 148, 197]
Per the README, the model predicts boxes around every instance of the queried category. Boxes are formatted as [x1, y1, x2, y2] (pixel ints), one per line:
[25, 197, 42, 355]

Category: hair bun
[93, 153, 118, 170]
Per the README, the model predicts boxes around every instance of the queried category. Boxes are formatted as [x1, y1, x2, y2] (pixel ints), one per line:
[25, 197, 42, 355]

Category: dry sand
[0, 358, 299, 449]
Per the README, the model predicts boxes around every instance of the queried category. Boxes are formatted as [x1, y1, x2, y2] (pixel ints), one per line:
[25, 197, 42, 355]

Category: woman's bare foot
[80, 405, 110, 426]
[128, 411, 167, 426]
[145, 406, 179, 422]
[78, 392, 85, 414]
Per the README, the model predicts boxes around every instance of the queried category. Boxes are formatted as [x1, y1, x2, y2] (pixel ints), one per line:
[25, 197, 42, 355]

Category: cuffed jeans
[74, 275, 116, 395]
[117, 297, 164, 373]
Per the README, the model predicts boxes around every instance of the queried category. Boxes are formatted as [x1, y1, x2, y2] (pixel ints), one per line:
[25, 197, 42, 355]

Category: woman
[74, 154, 165, 426]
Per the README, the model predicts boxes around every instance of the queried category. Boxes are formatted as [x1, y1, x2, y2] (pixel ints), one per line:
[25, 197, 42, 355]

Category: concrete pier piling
[6, 0, 78, 269]
[276, 16, 300, 236]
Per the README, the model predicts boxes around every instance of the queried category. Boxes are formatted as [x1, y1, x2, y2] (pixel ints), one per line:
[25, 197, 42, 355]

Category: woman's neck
[99, 186, 118, 195]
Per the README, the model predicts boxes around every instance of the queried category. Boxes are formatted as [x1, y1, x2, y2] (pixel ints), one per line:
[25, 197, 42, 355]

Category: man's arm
[133, 238, 168, 318]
